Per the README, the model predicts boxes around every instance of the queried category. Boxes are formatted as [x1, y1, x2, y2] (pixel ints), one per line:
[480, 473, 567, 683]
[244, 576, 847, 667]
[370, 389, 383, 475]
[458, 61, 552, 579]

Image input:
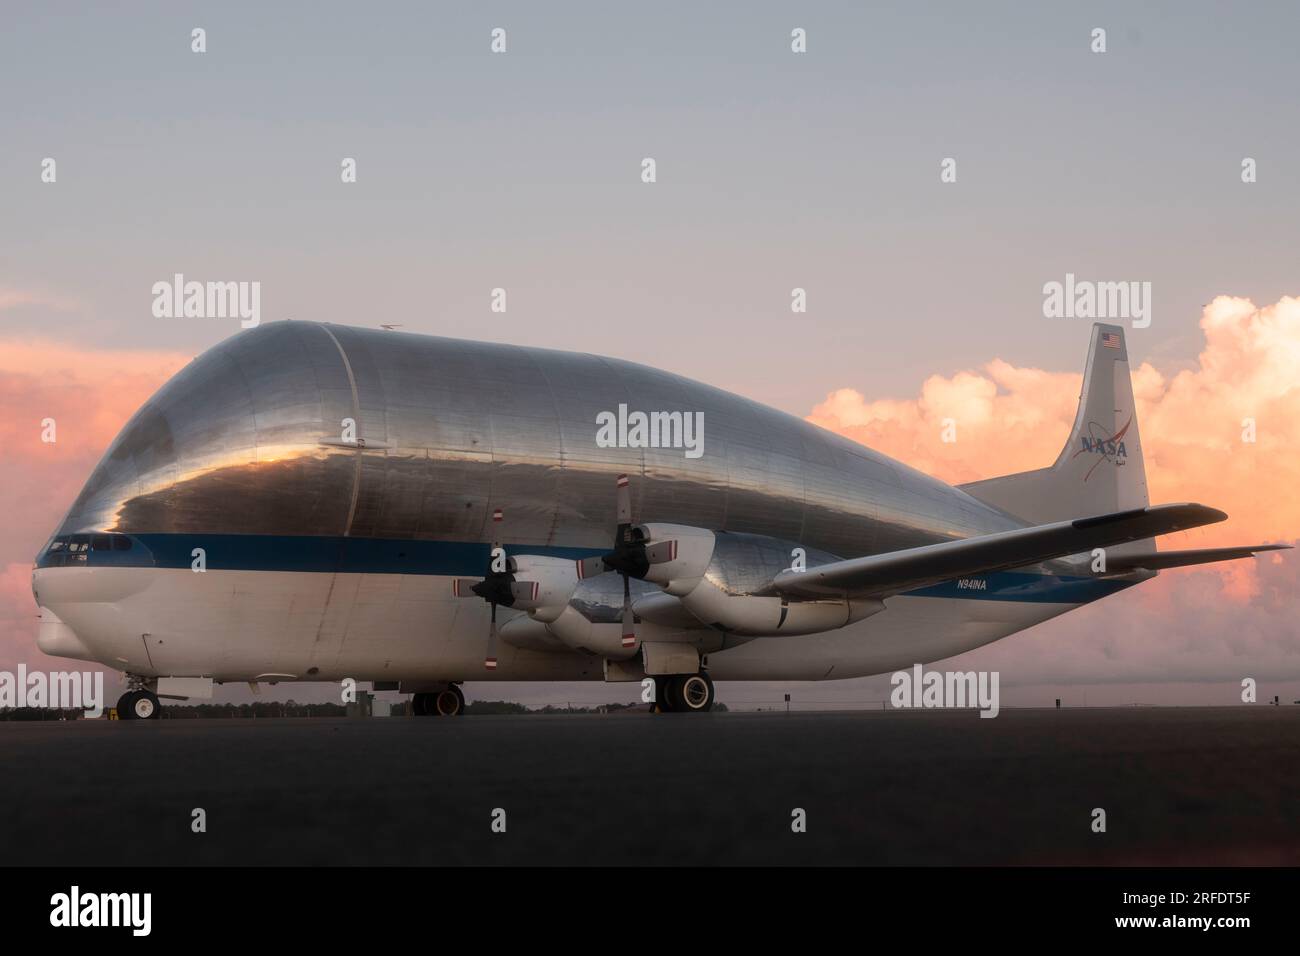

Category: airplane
[31, 321, 1286, 718]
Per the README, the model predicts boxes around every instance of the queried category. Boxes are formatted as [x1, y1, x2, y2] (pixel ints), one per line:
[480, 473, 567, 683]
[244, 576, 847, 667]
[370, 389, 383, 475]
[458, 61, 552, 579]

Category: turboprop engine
[504, 554, 584, 624]
[503, 555, 651, 659]
[465, 477, 884, 667]
[632, 523, 884, 636]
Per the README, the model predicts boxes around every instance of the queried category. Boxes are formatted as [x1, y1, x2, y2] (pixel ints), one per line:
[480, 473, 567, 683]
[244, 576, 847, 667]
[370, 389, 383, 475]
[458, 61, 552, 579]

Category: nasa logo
[1071, 417, 1131, 481]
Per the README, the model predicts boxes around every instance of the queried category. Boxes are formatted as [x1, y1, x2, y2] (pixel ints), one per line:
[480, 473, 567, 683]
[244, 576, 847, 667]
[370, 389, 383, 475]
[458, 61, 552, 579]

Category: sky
[2, 1, 1297, 708]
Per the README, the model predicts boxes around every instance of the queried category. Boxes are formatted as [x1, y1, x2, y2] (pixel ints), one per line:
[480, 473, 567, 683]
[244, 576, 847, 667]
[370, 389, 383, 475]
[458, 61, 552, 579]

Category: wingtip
[1167, 502, 1228, 524]
[1203, 505, 1229, 524]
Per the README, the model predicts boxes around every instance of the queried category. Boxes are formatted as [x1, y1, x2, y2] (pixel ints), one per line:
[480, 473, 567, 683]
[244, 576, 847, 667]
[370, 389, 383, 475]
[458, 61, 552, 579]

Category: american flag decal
[1101, 332, 1122, 350]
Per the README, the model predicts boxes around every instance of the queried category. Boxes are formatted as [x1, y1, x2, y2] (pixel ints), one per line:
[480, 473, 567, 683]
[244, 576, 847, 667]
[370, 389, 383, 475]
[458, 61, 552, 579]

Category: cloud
[0, 285, 83, 314]
[809, 295, 1300, 548]
[807, 296, 1300, 685]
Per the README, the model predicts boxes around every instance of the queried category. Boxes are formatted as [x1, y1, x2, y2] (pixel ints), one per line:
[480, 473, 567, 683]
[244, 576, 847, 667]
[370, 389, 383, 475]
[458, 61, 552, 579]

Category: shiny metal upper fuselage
[52, 321, 1020, 559]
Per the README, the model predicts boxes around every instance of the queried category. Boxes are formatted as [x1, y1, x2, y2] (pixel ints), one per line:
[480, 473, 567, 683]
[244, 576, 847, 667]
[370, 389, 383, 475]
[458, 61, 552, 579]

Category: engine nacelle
[677, 579, 884, 636]
[511, 529, 881, 650]
[640, 528, 884, 637]
[507, 554, 581, 624]
[637, 523, 717, 595]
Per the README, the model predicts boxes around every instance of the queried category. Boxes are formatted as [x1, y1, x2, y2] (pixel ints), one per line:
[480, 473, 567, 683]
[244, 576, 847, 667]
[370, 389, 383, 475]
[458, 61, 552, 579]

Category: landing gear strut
[655, 673, 714, 713]
[412, 685, 465, 717]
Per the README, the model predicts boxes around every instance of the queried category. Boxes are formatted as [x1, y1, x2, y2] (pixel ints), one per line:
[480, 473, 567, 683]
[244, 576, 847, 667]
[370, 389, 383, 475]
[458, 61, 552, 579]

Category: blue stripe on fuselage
[37, 533, 1136, 604]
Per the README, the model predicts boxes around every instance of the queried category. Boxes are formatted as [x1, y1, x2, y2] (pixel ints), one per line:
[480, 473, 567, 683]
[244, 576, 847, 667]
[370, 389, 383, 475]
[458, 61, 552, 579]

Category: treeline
[2, 699, 727, 719]
[466, 700, 666, 714]
[471, 700, 727, 714]
[163, 702, 349, 718]
[0, 708, 87, 721]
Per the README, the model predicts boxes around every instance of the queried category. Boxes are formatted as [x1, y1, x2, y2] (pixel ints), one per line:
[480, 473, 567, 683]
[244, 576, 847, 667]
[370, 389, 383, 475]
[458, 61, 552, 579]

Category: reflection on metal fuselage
[31, 322, 1116, 685]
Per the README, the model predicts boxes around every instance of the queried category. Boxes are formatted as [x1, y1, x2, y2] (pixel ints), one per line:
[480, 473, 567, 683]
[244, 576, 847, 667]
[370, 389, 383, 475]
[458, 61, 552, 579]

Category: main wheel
[125, 690, 161, 720]
[432, 685, 465, 716]
[676, 674, 714, 713]
[116, 691, 138, 720]
[654, 676, 674, 713]
[413, 687, 464, 716]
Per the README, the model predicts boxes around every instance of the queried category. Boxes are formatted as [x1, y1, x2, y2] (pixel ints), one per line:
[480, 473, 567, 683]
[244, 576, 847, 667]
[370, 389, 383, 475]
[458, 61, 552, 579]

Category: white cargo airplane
[33, 322, 1284, 717]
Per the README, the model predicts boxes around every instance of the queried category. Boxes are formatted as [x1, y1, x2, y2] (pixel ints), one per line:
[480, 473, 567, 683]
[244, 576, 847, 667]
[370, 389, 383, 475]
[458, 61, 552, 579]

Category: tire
[434, 686, 464, 716]
[657, 676, 680, 712]
[131, 691, 161, 720]
[652, 676, 671, 713]
[677, 674, 714, 713]
[116, 691, 138, 720]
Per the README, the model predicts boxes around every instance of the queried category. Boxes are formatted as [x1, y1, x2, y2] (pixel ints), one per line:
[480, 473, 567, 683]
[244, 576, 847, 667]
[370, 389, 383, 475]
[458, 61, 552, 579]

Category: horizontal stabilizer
[1101, 543, 1291, 574]
[774, 503, 1227, 599]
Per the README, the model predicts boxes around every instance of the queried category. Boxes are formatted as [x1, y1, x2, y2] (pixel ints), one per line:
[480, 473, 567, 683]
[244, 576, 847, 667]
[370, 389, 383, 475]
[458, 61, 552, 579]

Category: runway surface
[4, 707, 1298, 866]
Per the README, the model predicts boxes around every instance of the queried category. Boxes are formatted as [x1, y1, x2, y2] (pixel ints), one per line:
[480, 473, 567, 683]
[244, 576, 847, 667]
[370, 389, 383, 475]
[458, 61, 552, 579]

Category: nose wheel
[117, 690, 162, 720]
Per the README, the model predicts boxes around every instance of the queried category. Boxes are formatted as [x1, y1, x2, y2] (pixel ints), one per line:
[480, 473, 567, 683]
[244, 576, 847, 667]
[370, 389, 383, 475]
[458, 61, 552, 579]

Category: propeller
[576, 474, 680, 648]
[453, 508, 536, 670]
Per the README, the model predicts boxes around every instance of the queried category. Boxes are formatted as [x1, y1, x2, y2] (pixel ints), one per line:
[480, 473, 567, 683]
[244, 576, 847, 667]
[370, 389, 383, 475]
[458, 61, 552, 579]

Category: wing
[773, 503, 1227, 599]
[1099, 543, 1290, 574]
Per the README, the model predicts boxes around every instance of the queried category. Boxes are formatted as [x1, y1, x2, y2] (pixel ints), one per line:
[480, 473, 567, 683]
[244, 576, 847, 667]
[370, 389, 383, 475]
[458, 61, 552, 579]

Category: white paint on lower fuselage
[32, 567, 1080, 685]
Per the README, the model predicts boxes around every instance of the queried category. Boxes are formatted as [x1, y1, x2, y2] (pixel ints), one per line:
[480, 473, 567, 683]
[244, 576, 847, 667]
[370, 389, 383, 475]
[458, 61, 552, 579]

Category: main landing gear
[655, 673, 715, 713]
[412, 685, 465, 717]
[117, 689, 162, 720]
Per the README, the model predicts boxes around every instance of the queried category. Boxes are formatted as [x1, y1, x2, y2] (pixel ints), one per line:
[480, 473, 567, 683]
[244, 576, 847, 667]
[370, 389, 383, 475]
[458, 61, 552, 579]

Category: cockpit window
[43, 532, 134, 563]
[42, 530, 135, 561]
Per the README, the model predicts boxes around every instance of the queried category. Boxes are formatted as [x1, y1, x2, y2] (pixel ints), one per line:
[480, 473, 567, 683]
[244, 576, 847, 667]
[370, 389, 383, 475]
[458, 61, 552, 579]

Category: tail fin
[960, 323, 1150, 523]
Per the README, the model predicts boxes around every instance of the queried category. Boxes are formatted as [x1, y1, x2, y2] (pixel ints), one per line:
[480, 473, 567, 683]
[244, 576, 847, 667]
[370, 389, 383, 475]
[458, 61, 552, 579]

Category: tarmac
[3, 706, 1298, 866]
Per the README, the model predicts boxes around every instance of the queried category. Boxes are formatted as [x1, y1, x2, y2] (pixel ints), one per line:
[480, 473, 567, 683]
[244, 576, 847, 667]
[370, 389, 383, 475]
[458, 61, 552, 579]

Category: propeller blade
[616, 474, 631, 525]
[645, 539, 678, 564]
[452, 579, 483, 598]
[485, 603, 499, 671]
[576, 555, 607, 579]
[620, 574, 636, 648]
[489, 508, 506, 571]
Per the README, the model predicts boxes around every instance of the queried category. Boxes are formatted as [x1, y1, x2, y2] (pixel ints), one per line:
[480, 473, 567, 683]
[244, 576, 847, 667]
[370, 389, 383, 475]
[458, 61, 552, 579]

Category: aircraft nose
[33, 600, 96, 662]
[51, 321, 357, 540]
[32, 533, 156, 665]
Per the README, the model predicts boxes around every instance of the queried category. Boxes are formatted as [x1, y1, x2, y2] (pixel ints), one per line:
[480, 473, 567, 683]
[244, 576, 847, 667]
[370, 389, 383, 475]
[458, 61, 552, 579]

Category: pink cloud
[809, 296, 1300, 552]
[807, 296, 1300, 684]
[0, 285, 84, 314]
